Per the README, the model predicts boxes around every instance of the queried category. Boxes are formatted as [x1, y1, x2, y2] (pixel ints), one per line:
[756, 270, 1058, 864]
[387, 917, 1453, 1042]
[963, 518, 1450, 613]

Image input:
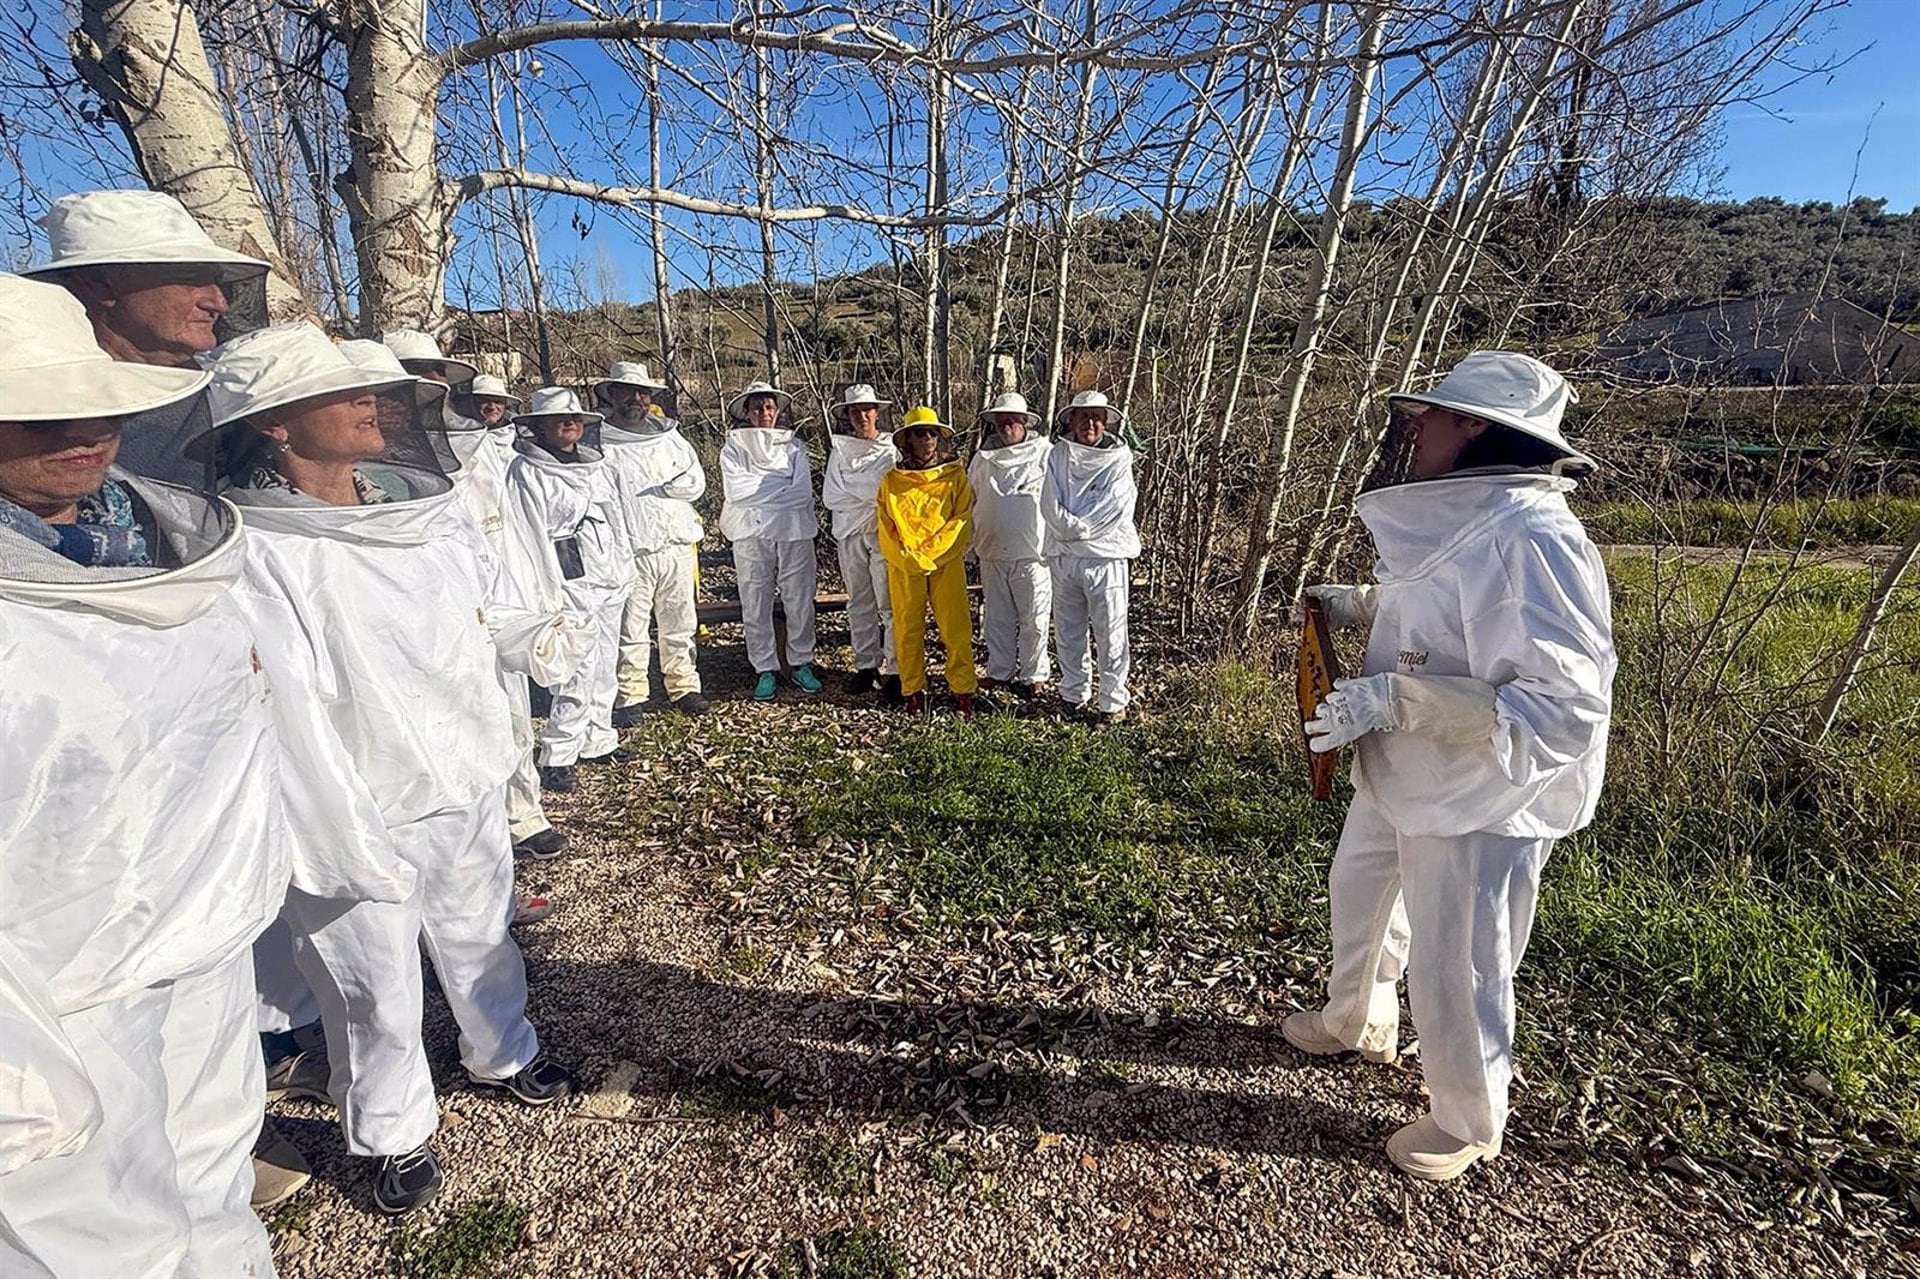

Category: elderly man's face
[744, 395, 780, 429]
[474, 396, 511, 426]
[990, 413, 1028, 444]
[607, 383, 652, 413]
[73, 264, 229, 364]
[1068, 408, 1106, 446]
[541, 415, 586, 450]
[1408, 406, 1488, 480]
[0, 419, 123, 519]
[266, 391, 386, 464]
[844, 404, 880, 439]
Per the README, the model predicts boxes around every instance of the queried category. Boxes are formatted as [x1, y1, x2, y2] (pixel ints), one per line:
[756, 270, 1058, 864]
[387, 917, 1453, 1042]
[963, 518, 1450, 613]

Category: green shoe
[790, 664, 824, 693]
[753, 672, 778, 701]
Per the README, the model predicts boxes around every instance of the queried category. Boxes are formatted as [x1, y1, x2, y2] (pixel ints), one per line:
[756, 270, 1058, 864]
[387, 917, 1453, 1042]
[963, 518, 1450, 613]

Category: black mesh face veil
[211, 386, 456, 503]
[520, 414, 603, 455]
[1361, 400, 1423, 493]
[0, 391, 235, 583]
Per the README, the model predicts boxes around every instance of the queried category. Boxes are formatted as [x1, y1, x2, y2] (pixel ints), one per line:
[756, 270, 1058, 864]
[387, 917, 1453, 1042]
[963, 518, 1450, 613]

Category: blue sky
[1716, 0, 1920, 208]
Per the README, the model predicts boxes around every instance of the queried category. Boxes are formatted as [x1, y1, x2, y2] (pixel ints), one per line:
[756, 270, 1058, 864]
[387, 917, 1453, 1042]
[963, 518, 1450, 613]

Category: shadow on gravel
[514, 955, 1386, 1166]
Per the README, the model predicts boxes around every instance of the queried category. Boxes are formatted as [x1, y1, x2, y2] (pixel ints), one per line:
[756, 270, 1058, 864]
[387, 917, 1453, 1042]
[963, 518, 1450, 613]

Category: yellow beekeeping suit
[877, 460, 977, 696]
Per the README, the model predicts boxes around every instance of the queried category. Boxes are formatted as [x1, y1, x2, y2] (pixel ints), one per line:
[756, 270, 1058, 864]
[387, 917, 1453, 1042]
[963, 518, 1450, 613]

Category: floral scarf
[0, 477, 150, 567]
[241, 464, 390, 505]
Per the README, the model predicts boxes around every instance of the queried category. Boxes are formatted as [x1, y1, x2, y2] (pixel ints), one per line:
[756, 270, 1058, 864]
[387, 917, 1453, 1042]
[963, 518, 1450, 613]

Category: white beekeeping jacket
[0, 480, 290, 1014]
[968, 435, 1050, 562]
[1040, 436, 1141, 560]
[602, 421, 706, 551]
[718, 428, 818, 543]
[504, 439, 637, 608]
[821, 434, 896, 541]
[1353, 472, 1615, 840]
[233, 487, 521, 843]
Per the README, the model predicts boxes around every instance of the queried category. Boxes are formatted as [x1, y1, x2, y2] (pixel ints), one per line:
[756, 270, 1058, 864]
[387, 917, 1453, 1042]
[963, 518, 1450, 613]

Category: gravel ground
[265, 610, 1919, 1279]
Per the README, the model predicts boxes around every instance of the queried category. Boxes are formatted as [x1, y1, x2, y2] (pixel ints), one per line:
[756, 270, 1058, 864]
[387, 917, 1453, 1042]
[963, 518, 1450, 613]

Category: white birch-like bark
[646, 0, 677, 388]
[70, 0, 308, 318]
[1043, 0, 1100, 426]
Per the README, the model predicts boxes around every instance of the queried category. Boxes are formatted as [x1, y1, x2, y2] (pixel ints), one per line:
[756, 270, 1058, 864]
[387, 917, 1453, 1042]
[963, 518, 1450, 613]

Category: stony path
[265, 624, 1915, 1279]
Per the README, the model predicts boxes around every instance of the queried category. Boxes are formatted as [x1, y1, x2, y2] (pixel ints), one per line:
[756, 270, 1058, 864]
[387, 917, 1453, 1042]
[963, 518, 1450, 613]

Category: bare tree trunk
[921, 0, 951, 417]
[1043, 0, 1099, 425]
[645, 1, 677, 388]
[982, 57, 1034, 398]
[338, 0, 449, 329]
[1810, 519, 1920, 743]
[486, 54, 553, 378]
[1229, 3, 1387, 643]
[71, 0, 307, 317]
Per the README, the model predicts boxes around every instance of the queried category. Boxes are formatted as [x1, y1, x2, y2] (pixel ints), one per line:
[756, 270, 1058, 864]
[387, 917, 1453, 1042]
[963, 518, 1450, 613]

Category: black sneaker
[469, 1054, 576, 1106]
[579, 746, 638, 766]
[846, 668, 879, 695]
[512, 827, 570, 860]
[371, 1143, 444, 1216]
[611, 703, 648, 729]
[538, 764, 577, 793]
[880, 674, 905, 707]
[670, 692, 709, 716]
[263, 1038, 331, 1104]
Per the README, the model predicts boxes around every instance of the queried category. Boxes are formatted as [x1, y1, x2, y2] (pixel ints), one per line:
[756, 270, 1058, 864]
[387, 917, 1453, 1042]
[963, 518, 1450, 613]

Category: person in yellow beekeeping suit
[877, 406, 978, 717]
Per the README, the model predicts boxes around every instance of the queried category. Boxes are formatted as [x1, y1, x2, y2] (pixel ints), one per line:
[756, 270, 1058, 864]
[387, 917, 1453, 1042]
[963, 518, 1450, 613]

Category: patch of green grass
[789, 676, 1340, 947]
[676, 1068, 782, 1121]
[1578, 496, 1920, 548]
[721, 943, 773, 979]
[775, 1225, 906, 1279]
[923, 1144, 974, 1188]
[803, 1137, 874, 1198]
[266, 1199, 314, 1235]
[386, 1197, 527, 1279]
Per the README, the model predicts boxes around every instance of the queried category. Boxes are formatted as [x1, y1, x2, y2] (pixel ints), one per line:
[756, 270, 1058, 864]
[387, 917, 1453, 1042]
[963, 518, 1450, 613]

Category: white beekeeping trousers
[283, 787, 538, 1158]
[835, 530, 895, 675]
[254, 916, 321, 1033]
[1319, 788, 1551, 1146]
[615, 543, 702, 705]
[501, 673, 552, 843]
[538, 593, 624, 767]
[1050, 556, 1130, 712]
[0, 954, 274, 1279]
[980, 557, 1051, 684]
[733, 535, 818, 673]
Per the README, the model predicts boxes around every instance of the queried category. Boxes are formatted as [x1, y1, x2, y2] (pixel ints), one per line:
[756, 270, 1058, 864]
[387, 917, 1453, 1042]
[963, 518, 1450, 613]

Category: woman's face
[845, 404, 880, 439]
[901, 426, 941, 467]
[0, 419, 124, 519]
[744, 395, 781, 429]
[541, 415, 586, 449]
[1069, 408, 1106, 446]
[990, 413, 1028, 444]
[1409, 406, 1488, 480]
[269, 391, 385, 464]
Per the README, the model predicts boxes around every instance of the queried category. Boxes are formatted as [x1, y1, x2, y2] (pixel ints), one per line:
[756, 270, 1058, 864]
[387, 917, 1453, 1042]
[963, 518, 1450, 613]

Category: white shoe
[1281, 1010, 1397, 1064]
[1386, 1114, 1501, 1181]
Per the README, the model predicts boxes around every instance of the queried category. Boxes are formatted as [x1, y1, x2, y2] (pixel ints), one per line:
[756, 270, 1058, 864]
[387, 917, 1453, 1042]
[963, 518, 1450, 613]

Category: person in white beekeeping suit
[596, 362, 710, 721]
[968, 391, 1052, 702]
[506, 386, 637, 793]
[820, 383, 898, 698]
[23, 188, 321, 1210]
[718, 380, 825, 702]
[0, 274, 288, 1276]
[1041, 390, 1139, 725]
[202, 322, 577, 1217]
[1287, 350, 1615, 1181]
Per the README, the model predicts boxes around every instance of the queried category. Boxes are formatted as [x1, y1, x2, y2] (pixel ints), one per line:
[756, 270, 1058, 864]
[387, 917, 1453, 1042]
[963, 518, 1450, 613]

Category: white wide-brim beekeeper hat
[338, 339, 447, 411]
[727, 380, 793, 421]
[0, 272, 210, 419]
[21, 190, 271, 286]
[1052, 389, 1123, 434]
[380, 329, 479, 383]
[595, 361, 669, 392]
[830, 383, 890, 418]
[981, 390, 1041, 427]
[205, 322, 413, 428]
[514, 386, 604, 426]
[469, 374, 521, 405]
[1387, 350, 1593, 470]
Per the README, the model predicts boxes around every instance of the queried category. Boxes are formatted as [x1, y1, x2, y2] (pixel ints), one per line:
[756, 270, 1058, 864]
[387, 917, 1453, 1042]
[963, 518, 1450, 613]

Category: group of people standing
[3, 185, 1617, 1278]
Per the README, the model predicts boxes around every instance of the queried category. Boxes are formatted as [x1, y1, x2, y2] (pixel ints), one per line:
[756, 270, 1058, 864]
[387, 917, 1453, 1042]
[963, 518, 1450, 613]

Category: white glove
[1293, 584, 1378, 630]
[1303, 674, 1396, 752]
